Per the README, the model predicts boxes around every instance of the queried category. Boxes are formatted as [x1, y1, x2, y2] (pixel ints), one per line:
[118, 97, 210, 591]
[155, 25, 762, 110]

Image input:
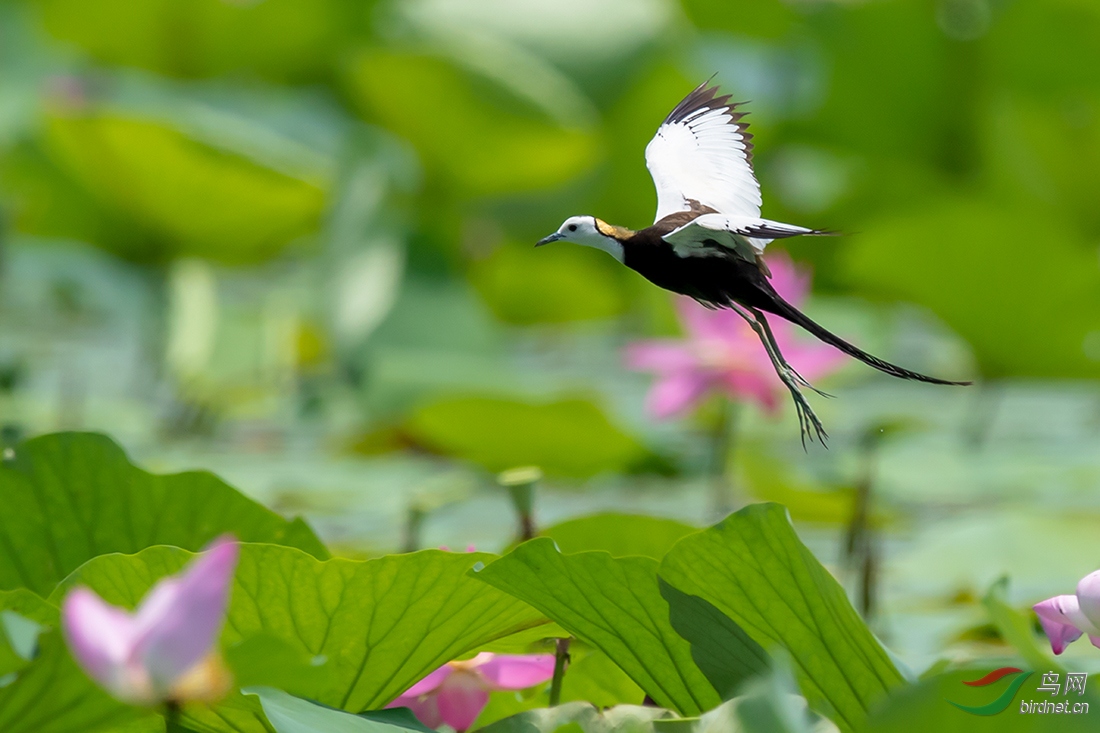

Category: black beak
[535, 232, 563, 247]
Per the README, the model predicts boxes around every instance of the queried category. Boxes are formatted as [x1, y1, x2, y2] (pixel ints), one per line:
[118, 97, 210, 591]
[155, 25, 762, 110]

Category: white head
[536, 215, 626, 262]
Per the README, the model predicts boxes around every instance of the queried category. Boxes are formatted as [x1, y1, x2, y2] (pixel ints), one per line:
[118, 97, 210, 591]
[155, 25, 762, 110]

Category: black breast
[621, 226, 775, 311]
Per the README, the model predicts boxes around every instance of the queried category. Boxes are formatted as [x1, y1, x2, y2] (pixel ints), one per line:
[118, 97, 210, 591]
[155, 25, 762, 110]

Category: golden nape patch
[594, 218, 634, 241]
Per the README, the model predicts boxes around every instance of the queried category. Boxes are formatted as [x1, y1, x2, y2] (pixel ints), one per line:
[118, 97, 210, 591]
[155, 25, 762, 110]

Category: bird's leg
[726, 303, 828, 447]
[749, 307, 833, 399]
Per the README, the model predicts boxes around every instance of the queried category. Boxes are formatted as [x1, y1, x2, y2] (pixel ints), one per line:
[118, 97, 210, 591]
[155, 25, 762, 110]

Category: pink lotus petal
[62, 588, 138, 693]
[764, 253, 811, 306]
[675, 299, 743, 341]
[1034, 594, 1080, 625]
[1037, 616, 1084, 655]
[780, 352, 846, 385]
[788, 347, 847, 381]
[477, 654, 556, 690]
[130, 576, 183, 642]
[1076, 570, 1100, 631]
[1035, 595, 1087, 654]
[402, 664, 453, 697]
[133, 537, 238, 688]
[646, 370, 709, 419]
[435, 670, 491, 731]
[1066, 601, 1100, 637]
[719, 370, 781, 413]
[624, 342, 697, 373]
[390, 693, 444, 729]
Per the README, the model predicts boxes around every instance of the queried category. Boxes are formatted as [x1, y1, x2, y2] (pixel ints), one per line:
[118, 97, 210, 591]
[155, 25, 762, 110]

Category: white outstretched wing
[645, 82, 760, 223]
[662, 214, 830, 260]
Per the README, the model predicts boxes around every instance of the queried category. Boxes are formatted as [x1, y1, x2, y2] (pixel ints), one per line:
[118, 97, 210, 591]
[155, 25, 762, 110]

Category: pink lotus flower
[1034, 570, 1100, 654]
[61, 537, 238, 705]
[625, 253, 846, 419]
[389, 652, 556, 730]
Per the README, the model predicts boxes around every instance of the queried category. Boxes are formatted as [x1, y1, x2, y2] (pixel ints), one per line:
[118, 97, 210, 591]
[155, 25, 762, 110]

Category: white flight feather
[645, 104, 760, 223]
[662, 214, 819, 260]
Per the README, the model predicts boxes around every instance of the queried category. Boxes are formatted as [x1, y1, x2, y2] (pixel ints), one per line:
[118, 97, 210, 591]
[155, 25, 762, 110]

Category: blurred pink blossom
[625, 253, 846, 419]
[1034, 570, 1100, 654]
[61, 537, 238, 705]
[388, 652, 556, 730]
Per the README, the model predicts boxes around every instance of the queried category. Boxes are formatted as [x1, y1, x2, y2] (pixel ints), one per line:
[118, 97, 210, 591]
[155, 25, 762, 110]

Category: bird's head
[536, 216, 629, 262]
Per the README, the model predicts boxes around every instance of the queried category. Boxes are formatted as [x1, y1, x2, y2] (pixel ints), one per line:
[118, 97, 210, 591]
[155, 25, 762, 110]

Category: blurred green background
[2, 0, 1100, 674]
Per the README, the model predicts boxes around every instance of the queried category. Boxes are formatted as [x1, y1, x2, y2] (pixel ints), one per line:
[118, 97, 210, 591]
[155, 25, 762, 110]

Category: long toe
[791, 392, 828, 450]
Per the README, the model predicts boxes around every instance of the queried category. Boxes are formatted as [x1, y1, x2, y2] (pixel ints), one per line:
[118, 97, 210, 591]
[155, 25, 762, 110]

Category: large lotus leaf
[405, 395, 650, 478]
[225, 633, 337, 702]
[50, 544, 547, 732]
[476, 622, 571, 655]
[473, 538, 721, 715]
[842, 199, 1100, 379]
[244, 687, 424, 733]
[540, 514, 698, 560]
[35, 0, 362, 81]
[0, 589, 59, 626]
[659, 504, 904, 732]
[346, 49, 598, 195]
[658, 580, 769, 701]
[42, 113, 325, 264]
[560, 650, 646, 709]
[0, 432, 328, 596]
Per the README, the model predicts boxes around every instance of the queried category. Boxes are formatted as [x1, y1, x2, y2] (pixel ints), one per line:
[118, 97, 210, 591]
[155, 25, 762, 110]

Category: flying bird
[537, 80, 969, 445]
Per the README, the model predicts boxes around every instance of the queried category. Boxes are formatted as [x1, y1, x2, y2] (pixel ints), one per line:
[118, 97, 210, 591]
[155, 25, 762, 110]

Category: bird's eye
[567, 224, 577, 232]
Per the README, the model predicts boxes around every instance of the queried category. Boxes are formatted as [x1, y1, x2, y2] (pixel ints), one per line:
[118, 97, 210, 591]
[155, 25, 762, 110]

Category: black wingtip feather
[664, 82, 719, 125]
[664, 78, 755, 163]
[742, 224, 835, 239]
